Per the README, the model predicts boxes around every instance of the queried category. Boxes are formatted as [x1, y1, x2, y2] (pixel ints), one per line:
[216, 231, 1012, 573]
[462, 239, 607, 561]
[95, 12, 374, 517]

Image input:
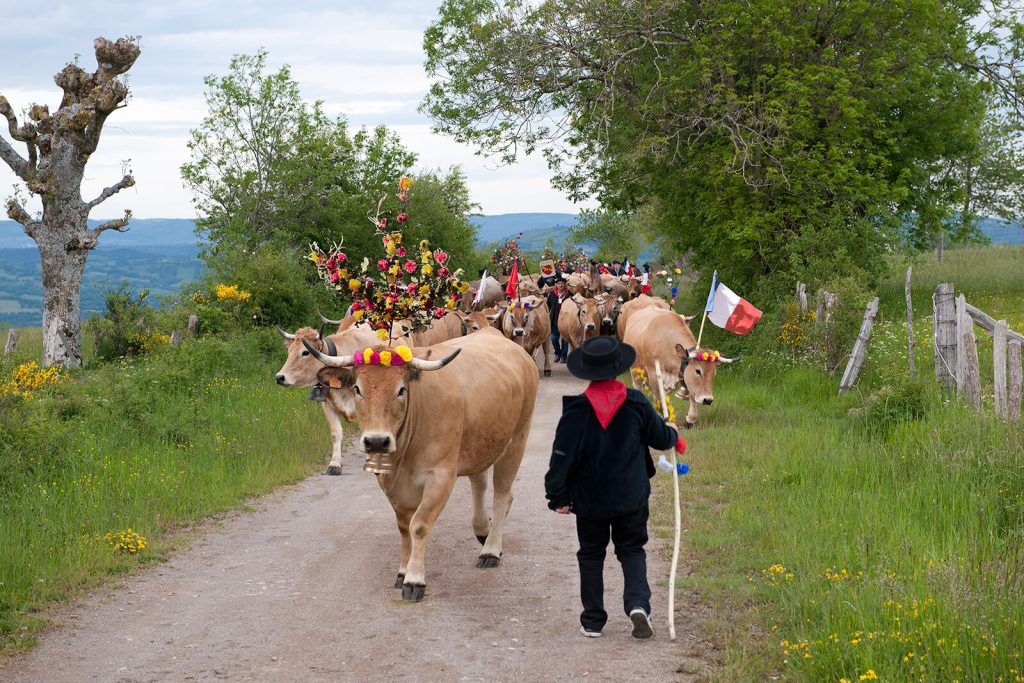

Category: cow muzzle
[583, 323, 596, 331]
[513, 328, 526, 337]
[602, 317, 613, 326]
[698, 395, 713, 406]
[275, 373, 291, 387]
[362, 432, 395, 454]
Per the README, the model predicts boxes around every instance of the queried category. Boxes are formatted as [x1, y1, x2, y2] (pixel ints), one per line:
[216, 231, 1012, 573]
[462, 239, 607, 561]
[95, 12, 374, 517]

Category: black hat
[566, 336, 637, 381]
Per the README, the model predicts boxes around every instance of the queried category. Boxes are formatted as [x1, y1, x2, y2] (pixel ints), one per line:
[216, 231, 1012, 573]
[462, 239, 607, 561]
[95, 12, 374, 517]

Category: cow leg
[321, 402, 344, 475]
[479, 429, 529, 567]
[403, 468, 458, 600]
[542, 337, 553, 377]
[685, 397, 699, 429]
[469, 470, 490, 544]
[394, 506, 413, 588]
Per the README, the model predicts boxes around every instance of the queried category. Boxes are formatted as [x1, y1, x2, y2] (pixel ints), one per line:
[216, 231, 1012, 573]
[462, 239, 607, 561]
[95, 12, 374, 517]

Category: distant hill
[470, 213, 578, 244]
[979, 218, 1024, 245]
[0, 218, 199, 249]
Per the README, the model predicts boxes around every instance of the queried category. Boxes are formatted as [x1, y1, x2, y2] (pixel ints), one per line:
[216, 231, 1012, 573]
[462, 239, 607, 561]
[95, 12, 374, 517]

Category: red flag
[505, 261, 519, 298]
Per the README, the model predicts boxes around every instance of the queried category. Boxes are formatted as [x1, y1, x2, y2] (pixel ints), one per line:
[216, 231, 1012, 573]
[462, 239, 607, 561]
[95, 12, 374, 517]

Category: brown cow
[616, 293, 671, 340]
[500, 296, 553, 377]
[461, 275, 505, 311]
[595, 293, 625, 337]
[275, 319, 379, 474]
[305, 328, 538, 601]
[557, 294, 602, 351]
[622, 306, 736, 428]
[410, 311, 467, 346]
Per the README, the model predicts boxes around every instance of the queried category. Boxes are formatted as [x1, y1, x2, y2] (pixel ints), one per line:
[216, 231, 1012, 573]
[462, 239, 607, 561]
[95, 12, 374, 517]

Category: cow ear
[316, 366, 354, 389]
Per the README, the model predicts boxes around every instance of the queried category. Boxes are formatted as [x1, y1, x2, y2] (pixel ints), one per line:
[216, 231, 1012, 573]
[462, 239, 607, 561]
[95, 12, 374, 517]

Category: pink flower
[434, 307, 446, 318]
[397, 246, 407, 257]
[379, 218, 388, 227]
[403, 260, 417, 273]
[397, 213, 409, 224]
[438, 266, 449, 277]
[329, 270, 340, 283]
[407, 283, 418, 294]
[434, 250, 448, 264]
[337, 252, 347, 262]
[377, 259, 388, 271]
[351, 301, 362, 311]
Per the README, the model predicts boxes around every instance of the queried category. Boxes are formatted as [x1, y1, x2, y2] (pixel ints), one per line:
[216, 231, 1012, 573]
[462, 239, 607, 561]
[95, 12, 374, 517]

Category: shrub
[810, 274, 874, 372]
[86, 284, 167, 361]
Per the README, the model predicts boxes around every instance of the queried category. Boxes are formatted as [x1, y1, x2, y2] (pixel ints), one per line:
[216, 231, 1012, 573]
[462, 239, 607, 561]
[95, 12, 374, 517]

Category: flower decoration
[691, 350, 721, 363]
[353, 345, 414, 366]
[491, 236, 525, 275]
[309, 177, 468, 342]
[540, 242, 589, 273]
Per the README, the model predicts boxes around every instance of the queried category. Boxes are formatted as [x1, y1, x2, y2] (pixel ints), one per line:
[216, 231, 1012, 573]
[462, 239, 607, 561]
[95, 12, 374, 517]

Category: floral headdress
[310, 177, 469, 342]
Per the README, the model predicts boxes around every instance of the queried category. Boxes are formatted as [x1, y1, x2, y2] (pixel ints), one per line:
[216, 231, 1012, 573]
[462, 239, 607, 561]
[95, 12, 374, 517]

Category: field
[654, 245, 1024, 680]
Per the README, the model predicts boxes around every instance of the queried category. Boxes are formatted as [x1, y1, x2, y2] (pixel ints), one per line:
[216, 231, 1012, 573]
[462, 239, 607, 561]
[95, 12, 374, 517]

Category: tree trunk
[37, 219, 89, 367]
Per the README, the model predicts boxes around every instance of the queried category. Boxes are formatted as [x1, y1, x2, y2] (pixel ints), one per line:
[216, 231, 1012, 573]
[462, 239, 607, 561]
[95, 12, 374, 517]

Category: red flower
[379, 218, 388, 227]
[337, 252, 347, 262]
[438, 266, 449, 277]
[377, 259, 388, 271]
[407, 283, 418, 294]
[329, 270, 340, 283]
[397, 246, 407, 257]
[351, 301, 362, 311]
[397, 213, 409, 224]
[434, 250, 448, 264]
[403, 260, 417, 273]
[434, 307, 446, 318]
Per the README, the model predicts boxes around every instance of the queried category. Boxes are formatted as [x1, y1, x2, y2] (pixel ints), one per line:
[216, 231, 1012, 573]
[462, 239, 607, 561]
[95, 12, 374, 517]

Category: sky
[0, 0, 590, 219]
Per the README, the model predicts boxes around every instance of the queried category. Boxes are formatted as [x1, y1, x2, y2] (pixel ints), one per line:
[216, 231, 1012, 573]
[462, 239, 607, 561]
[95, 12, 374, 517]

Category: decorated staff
[309, 177, 470, 343]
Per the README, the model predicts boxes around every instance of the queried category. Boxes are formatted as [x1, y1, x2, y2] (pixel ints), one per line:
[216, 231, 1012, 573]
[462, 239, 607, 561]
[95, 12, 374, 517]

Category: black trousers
[575, 504, 651, 631]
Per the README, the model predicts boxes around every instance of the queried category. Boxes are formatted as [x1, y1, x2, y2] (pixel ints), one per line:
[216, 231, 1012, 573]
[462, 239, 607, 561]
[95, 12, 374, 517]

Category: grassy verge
[0, 330, 328, 655]
[651, 245, 1024, 681]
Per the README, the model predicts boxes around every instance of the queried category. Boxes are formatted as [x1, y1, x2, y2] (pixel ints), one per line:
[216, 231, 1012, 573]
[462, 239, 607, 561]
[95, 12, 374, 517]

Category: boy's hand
[554, 506, 571, 514]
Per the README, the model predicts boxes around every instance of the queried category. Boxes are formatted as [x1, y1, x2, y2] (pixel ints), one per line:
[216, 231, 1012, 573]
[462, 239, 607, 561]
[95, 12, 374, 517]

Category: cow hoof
[476, 534, 488, 546]
[326, 465, 342, 476]
[543, 368, 552, 377]
[401, 583, 426, 601]
[476, 554, 501, 569]
[683, 420, 696, 430]
[394, 573, 405, 589]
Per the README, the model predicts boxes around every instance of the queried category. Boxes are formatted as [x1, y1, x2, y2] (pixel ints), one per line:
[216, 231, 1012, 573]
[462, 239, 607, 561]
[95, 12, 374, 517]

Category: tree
[182, 51, 479, 325]
[423, 1, 1024, 296]
[1, 37, 140, 367]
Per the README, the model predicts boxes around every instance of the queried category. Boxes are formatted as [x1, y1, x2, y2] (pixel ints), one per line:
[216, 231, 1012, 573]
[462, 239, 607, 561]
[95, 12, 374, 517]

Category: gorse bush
[86, 284, 167, 361]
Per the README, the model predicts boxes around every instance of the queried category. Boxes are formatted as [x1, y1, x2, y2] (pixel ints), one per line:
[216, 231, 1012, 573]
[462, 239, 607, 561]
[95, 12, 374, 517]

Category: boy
[545, 336, 683, 639]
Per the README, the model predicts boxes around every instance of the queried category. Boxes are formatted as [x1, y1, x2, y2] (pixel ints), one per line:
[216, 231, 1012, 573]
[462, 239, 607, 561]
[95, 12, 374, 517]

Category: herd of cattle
[272, 271, 733, 601]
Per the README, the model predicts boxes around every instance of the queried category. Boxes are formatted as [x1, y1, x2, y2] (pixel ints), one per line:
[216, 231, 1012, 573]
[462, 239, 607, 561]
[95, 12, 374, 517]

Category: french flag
[704, 271, 762, 335]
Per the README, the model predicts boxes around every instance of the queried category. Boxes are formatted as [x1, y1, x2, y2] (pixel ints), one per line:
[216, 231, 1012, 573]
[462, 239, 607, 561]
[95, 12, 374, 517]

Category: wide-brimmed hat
[566, 336, 637, 381]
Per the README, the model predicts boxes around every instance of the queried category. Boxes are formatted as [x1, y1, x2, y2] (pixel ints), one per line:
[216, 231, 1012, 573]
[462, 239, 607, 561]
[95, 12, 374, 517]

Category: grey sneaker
[579, 625, 602, 638]
[629, 608, 653, 639]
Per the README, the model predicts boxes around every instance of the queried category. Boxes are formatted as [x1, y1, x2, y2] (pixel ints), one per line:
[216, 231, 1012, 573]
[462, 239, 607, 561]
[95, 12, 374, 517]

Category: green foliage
[423, 0, 1024, 298]
[0, 329, 327, 653]
[85, 284, 166, 361]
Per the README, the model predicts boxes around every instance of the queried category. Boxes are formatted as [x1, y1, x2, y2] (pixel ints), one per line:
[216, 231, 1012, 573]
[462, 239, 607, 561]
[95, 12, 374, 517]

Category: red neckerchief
[584, 379, 627, 429]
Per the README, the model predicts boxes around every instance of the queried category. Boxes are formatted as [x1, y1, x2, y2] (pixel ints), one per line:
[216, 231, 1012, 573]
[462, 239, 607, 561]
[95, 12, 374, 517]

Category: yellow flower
[400, 177, 414, 192]
[379, 350, 393, 366]
[354, 310, 364, 320]
[859, 671, 878, 681]
[419, 239, 429, 251]
[421, 251, 432, 264]
[389, 264, 400, 276]
[363, 349, 374, 363]
[389, 232, 403, 245]
[376, 329, 389, 341]
[386, 242, 397, 255]
[419, 284, 431, 296]
[674, 268, 681, 274]
[396, 346, 413, 362]
[349, 279, 361, 292]
[309, 251, 322, 263]
[422, 264, 434, 276]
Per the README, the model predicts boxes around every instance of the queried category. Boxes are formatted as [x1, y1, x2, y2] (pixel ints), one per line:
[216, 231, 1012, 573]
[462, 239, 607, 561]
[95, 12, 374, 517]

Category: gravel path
[1, 360, 708, 682]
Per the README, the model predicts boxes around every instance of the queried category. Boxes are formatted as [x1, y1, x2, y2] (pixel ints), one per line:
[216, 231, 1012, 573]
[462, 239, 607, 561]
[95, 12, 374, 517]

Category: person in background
[546, 275, 571, 363]
[545, 336, 685, 640]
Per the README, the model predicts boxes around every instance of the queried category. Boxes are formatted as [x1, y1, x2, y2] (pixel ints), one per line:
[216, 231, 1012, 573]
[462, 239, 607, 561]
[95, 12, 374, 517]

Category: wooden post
[964, 303, 1024, 344]
[169, 330, 184, 346]
[994, 320, 1008, 419]
[824, 292, 837, 324]
[187, 314, 199, 337]
[932, 283, 955, 390]
[4, 329, 19, 355]
[962, 324, 982, 412]
[816, 288, 825, 326]
[839, 297, 879, 394]
[905, 266, 914, 374]
[955, 294, 968, 397]
[1009, 341, 1022, 423]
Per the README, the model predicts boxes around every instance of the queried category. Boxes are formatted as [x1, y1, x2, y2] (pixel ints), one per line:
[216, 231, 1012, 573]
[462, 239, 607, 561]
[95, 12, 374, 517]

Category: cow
[622, 306, 735, 428]
[557, 294, 602, 351]
[499, 296, 554, 377]
[275, 318, 379, 475]
[461, 275, 505, 311]
[616, 293, 671, 340]
[595, 293, 625, 337]
[304, 328, 539, 601]
[599, 274, 628, 300]
[410, 311, 468, 346]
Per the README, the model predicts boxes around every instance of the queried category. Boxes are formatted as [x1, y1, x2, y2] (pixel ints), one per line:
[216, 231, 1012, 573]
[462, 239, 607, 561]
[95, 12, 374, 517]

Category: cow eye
[396, 386, 407, 398]
[301, 349, 309, 357]
[353, 384, 363, 397]
[695, 368, 703, 376]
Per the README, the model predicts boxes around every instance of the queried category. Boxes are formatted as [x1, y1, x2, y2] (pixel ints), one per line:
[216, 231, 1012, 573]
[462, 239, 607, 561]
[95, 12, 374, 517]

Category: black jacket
[547, 289, 571, 329]
[545, 388, 677, 519]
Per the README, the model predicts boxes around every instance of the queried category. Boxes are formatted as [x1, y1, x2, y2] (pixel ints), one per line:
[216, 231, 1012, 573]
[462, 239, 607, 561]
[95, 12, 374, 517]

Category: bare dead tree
[1, 37, 140, 367]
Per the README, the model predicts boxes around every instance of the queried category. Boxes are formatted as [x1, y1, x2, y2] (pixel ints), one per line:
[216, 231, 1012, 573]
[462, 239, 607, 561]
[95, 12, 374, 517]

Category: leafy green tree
[423, 0, 1024, 296]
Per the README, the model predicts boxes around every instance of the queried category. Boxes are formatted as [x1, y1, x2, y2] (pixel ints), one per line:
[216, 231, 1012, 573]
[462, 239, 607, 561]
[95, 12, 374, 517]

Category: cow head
[674, 343, 737, 405]
[572, 295, 601, 338]
[276, 326, 337, 388]
[503, 300, 537, 345]
[625, 278, 642, 300]
[597, 295, 624, 335]
[303, 341, 461, 456]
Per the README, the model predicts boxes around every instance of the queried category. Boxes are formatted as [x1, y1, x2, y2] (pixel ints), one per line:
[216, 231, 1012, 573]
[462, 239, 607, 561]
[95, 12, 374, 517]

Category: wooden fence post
[169, 330, 184, 346]
[187, 314, 199, 337]
[962, 323, 982, 412]
[994, 320, 1008, 419]
[933, 283, 956, 390]
[1009, 341, 1022, 424]
[839, 297, 879, 394]
[955, 294, 968, 397]
[4, 329, 19, 355]
[905, 266, 914, 374]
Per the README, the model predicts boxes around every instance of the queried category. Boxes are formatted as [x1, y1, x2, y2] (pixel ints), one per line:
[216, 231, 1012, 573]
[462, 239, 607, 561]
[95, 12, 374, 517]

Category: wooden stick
[905, 266, 915, 374]
[654, 360, 681, 642]
[838, 297, 879, 394]
[995, 320, 1008, 419]
[1009, 341, 1022, 424]
[696, 310, 708, 348]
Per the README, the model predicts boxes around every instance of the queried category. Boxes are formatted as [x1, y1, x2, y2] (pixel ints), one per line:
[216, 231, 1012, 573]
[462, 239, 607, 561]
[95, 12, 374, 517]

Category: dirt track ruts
[1, 359, 708, 682]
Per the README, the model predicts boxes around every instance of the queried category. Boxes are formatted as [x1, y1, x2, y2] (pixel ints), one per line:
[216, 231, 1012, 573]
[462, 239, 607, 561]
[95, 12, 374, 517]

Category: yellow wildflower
[389, 232, 403, 245]
[859, 671, 878, 681]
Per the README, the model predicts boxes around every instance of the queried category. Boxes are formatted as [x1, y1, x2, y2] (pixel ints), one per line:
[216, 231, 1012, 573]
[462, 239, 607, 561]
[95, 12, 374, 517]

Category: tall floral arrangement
[490, 236, 524, 275]
[309, 177, 469, 342]
[540, 241, 589, 273]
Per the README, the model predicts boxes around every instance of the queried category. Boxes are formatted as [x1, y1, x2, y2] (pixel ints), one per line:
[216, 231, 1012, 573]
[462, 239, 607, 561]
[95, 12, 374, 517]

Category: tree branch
[5, 198, 41, 238]
[86, 174, 135, 209]
[0, 96, 30, 179]
[93, 211, 132, 235]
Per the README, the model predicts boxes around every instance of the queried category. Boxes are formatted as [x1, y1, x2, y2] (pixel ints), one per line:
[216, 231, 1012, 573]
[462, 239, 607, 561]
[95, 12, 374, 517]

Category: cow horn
[301, 339, 355, 367]
[717, 355, 739, 364]
[409, 347, 462, 371]
[317, 309, 342, 325]
[277, 325, 295, 340]
[682, 314, 697, 323]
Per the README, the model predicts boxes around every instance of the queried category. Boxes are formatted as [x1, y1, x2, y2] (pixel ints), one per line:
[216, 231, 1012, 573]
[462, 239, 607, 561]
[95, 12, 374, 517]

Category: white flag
[473, 270, 488, 304]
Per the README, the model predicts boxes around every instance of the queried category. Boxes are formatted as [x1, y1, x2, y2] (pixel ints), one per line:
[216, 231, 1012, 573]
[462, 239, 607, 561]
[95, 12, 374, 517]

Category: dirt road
[2, 361, 707, 682]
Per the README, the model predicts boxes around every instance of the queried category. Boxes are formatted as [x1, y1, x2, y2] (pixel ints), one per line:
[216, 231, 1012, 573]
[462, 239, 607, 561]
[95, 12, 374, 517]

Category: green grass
[0, 329, 327, 654]
[649, 245, 1024, 681]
